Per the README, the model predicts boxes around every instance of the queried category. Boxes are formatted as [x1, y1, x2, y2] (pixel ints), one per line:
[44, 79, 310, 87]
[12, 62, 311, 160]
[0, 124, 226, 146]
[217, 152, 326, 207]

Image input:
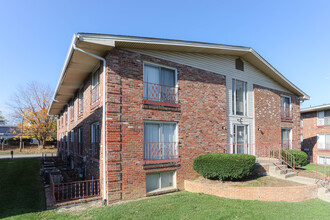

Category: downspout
[72, 41, 107, 205]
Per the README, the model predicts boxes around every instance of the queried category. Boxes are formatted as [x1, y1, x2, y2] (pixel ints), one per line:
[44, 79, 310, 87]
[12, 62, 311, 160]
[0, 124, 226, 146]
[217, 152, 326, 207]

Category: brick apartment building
[48, 33, 309, 204]
[301, 104, 330, 164]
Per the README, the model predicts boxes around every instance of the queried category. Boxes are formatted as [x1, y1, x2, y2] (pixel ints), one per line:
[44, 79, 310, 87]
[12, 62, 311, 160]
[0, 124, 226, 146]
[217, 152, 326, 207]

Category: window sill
[143, 100, 179, 108]
[281, 117, 293, 121]
[317, 125, 330, 128]
[146, 188, 178, 196]
[142, 158, 179, 165]
[90, 101, 100, 110]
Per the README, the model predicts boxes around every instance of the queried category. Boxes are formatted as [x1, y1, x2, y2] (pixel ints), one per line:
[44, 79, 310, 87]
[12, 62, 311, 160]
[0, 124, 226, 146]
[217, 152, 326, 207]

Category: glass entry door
[233, 125, 249, 154]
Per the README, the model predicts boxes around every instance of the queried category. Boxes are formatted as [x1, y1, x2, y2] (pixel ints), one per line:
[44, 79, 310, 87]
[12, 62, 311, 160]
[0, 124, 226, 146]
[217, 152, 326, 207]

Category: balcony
[143, 82, 179, 107]
[143, 142, 178, 165]
[281, 107, 292, 120]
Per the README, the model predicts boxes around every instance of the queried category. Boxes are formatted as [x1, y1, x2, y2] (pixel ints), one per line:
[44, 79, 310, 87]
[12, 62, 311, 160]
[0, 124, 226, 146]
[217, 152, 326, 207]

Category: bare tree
[8, 82, 57, 148]
[0, 110, 5, 125]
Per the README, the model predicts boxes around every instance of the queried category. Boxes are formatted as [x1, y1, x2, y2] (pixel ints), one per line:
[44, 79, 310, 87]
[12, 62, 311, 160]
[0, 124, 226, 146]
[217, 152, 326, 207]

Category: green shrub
[6, 137, 31, 146]
[193, 153, 256, 181]
[284, 150, 308, 167]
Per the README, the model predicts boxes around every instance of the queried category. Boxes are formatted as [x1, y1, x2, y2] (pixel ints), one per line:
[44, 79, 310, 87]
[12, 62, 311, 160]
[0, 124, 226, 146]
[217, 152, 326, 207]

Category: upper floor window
[317, 133, 330, 150]
[232, 79, 247, 116]
[70, 100, 74, 120]
[91, 122, 100, 160]
[143, 63, 178, 105]
[91, 67, 100, 105]
[143, 121, 177, 162]
[281, 96, 292, 119]
[78, 88, 83, 114]
[317, 110, 330, 126]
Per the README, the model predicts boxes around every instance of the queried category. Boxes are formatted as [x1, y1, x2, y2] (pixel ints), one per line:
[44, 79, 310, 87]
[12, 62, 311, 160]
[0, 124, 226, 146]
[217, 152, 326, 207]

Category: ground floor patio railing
[49, 175, 100, 203]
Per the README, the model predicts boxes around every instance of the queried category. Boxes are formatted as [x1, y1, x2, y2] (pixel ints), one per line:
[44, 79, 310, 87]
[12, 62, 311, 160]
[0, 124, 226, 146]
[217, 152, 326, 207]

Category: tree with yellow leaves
[8, 82, 57, 148]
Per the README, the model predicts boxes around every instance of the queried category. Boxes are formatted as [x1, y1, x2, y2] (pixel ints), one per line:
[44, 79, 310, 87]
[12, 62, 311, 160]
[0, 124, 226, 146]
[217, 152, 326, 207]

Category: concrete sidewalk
[286, 175, 330, 202]
[0, 153, 56, 160]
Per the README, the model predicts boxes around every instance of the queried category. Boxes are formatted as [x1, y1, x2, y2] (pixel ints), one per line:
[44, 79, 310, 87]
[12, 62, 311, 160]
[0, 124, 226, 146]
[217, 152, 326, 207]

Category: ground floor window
[233, 124, 249, 154]
[91, 122, 100, 160]
[146, 171, 176, 193]
[281, 128, 292, 150]
[143, 121, 177, 160]
[318, 156, 330, 165]
[317, 133, 330, 150]
[78, 127, 83, 155]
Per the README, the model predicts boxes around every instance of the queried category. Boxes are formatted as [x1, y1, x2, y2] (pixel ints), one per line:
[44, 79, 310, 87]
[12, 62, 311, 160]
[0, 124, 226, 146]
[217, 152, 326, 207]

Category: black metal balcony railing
[143, 142, 178, 161]
[143, 82, 178, 104]
[281, 107, 292, 119]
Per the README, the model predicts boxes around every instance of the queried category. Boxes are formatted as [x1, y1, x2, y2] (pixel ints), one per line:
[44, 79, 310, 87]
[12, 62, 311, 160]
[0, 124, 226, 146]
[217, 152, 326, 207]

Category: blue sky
[0, 0, 329, 122]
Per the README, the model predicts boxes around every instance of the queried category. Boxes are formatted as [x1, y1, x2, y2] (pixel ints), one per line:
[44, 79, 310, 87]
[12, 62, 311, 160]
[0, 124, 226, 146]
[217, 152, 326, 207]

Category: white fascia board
[301, 104, 330, 113]
[249, 49, 310, 100]
[48, 34, 78, 115]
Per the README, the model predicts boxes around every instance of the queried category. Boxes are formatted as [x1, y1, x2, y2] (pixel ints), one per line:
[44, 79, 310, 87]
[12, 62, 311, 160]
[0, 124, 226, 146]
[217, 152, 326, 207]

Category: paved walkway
[286, 175, 330, 202]
[0, 153, 56, 160]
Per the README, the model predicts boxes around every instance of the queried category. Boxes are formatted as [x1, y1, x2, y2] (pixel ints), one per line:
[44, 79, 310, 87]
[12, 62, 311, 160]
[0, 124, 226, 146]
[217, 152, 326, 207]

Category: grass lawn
[302, 164, 330, 176]
[0, 159, 46, 219]
[9, 191, 330, 220]
[0, 145, 57, 155]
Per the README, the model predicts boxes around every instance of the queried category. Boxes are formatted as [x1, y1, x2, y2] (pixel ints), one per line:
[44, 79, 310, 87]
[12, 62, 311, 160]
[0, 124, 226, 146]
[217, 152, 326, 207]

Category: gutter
[72, 36, 108, 205]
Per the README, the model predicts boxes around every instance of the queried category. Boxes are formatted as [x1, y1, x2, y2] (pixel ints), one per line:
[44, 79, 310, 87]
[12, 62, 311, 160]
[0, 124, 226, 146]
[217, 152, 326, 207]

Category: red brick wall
[302, 111, 330, 163]
[105, 48, 227, 202]
[57, 68, 103, 181]
[185, 180, 318, 202]
[254, 85, 301, 154]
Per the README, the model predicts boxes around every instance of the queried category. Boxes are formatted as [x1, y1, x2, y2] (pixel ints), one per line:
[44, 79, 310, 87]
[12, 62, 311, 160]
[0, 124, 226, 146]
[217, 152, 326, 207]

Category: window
[317, 133, 330, 150]
[78, 127, 83, 155]
[70, 130, 74, 154]
[281, 96, 292, 119]
[318, 156, 330, 165]
[146, 171, 176, 193]
[143, 121, 177, 161]
[301, 115, 303, 127]
[78, 88, 83, 114]
[281, 128, 292, 150]
[70, 100, 74, 120]
[91, 122, 100, 160]
[91, 67, 100, 105]
[143, 63, 177, 104]
[66, 132, 69, 153]
[317, 110, 330, 126]
[232, 79, 247, 116]
[235, 58, 244, 71]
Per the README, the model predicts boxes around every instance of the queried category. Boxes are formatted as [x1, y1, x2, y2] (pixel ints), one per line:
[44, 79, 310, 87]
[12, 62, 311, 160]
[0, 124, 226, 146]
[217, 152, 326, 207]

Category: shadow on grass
[0, 158, 46, 218]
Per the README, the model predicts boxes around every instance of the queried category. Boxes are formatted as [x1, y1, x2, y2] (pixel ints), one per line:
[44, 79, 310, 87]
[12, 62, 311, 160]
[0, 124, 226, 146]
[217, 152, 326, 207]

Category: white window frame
[143, 121, 178, 160]
[317, 133, 330, 150]
[143, 62, 178, 87]
[232, 79, 247, 116]
[146, 171, 177, 193]
[281, 128, 292, 149]
[280, 95, 291, 117]
[318, 156, 330, 165]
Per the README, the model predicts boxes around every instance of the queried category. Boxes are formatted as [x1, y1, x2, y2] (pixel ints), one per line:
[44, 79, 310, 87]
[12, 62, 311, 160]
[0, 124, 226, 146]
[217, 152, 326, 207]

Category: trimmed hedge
[193, 153, 256, 181]
[284, 150, 308, 167]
